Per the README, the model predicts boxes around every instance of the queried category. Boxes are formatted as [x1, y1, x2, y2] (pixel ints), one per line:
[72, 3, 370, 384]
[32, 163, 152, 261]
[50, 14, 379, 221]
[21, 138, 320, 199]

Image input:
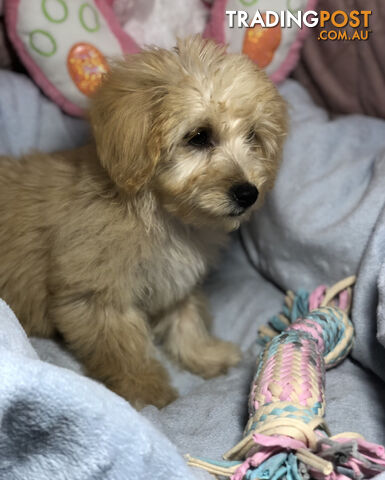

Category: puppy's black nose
[230, 183, 259, 209]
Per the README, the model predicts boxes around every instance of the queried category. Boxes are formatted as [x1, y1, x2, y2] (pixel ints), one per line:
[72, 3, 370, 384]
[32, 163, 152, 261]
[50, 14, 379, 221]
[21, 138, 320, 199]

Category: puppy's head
[90, 36, 287, 230]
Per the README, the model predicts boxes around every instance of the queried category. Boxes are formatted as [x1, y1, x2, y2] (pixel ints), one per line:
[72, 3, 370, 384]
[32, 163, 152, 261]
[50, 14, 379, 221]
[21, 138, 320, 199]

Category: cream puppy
[0, 36, 287, 408]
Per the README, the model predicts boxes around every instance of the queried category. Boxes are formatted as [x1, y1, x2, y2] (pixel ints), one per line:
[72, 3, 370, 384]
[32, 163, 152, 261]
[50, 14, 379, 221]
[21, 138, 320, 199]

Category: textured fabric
[292, 0, 385, 119]
[0, 70, 89, 157]
[351, 205, 385, 382]
[0, 299, 197, 480]
[242, 80, 385, 292]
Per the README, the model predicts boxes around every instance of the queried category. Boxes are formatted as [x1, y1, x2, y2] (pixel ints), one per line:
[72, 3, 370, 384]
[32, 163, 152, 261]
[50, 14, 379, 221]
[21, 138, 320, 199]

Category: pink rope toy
[187, 276, 385, 480]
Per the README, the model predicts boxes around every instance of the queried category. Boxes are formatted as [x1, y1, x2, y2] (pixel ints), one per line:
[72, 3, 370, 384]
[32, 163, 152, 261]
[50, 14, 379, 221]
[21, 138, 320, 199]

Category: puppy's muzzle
[230, 183, 259, 212]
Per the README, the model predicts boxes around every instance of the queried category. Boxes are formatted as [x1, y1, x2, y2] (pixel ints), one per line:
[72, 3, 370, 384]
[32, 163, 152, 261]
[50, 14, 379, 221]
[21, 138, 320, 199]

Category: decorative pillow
[204, 0, 318, 83]
[4, 0, 139, 116]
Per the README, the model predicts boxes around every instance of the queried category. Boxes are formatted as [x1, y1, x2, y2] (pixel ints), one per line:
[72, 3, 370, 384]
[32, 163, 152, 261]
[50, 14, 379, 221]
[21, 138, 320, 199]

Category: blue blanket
[0, 299, 196, 480]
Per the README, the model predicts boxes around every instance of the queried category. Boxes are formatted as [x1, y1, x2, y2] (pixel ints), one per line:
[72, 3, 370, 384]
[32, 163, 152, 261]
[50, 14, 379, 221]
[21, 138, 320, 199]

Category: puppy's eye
[246, 129, 258, 143]
[187, 128, 213, 149]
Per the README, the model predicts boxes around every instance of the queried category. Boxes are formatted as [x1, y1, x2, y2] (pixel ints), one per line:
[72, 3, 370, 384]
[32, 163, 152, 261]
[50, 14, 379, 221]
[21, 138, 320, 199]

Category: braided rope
[187, 276, 385, 480]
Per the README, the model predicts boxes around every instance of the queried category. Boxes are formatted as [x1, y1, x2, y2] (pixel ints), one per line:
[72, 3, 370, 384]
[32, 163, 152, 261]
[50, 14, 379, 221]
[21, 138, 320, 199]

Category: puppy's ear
[89, 55, 167, 193]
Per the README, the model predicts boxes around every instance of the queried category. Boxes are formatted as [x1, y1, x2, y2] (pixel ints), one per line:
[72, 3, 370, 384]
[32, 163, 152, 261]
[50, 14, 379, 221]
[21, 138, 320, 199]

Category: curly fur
[0, 36, 287, 409]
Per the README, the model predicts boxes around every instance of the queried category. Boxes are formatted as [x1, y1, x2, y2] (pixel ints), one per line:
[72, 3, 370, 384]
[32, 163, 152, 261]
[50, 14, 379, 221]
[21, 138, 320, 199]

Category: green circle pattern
[79, 3, 100, 33]
[29, 29, 57, 57]
[42, 0, 68, 24]
[239, 0, 259, 6]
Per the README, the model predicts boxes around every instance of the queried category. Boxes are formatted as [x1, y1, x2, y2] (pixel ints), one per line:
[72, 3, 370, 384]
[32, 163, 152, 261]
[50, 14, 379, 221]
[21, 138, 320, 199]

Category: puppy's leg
[50, 296, 177, 409]
[154, 291, 241, 378]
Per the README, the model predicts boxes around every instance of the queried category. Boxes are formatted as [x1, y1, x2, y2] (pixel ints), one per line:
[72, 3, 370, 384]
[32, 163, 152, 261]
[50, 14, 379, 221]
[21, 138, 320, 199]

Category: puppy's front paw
[131, 380, 178, 411]
[186, 339, 242, 379]
[109, 363, 178, 410]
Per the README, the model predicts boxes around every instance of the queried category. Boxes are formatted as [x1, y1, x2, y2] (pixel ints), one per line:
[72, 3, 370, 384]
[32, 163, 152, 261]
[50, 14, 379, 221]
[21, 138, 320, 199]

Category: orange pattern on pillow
[67, 42, 109, 96]
[242, 14, 282, 68]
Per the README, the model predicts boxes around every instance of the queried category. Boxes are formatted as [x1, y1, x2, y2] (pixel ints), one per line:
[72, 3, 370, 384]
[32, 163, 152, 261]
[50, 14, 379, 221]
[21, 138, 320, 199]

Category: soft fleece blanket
[1, 70, 385, 480]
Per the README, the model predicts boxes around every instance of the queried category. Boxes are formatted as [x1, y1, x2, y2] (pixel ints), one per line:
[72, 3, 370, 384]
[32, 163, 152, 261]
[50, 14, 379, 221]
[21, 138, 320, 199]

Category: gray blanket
[0, 70, 385, 480]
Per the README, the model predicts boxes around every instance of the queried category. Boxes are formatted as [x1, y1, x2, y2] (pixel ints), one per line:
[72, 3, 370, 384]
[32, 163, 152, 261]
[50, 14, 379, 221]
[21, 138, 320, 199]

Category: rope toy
[187, 276, 385, 480]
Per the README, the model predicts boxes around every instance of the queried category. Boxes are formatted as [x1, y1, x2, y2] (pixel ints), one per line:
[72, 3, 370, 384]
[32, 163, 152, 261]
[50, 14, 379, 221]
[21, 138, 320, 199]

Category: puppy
[0, 36, 287, 409]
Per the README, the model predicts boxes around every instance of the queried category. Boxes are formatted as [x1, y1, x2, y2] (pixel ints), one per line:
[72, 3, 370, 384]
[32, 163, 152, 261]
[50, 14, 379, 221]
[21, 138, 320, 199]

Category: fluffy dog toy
[187, 276, 385, 479]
